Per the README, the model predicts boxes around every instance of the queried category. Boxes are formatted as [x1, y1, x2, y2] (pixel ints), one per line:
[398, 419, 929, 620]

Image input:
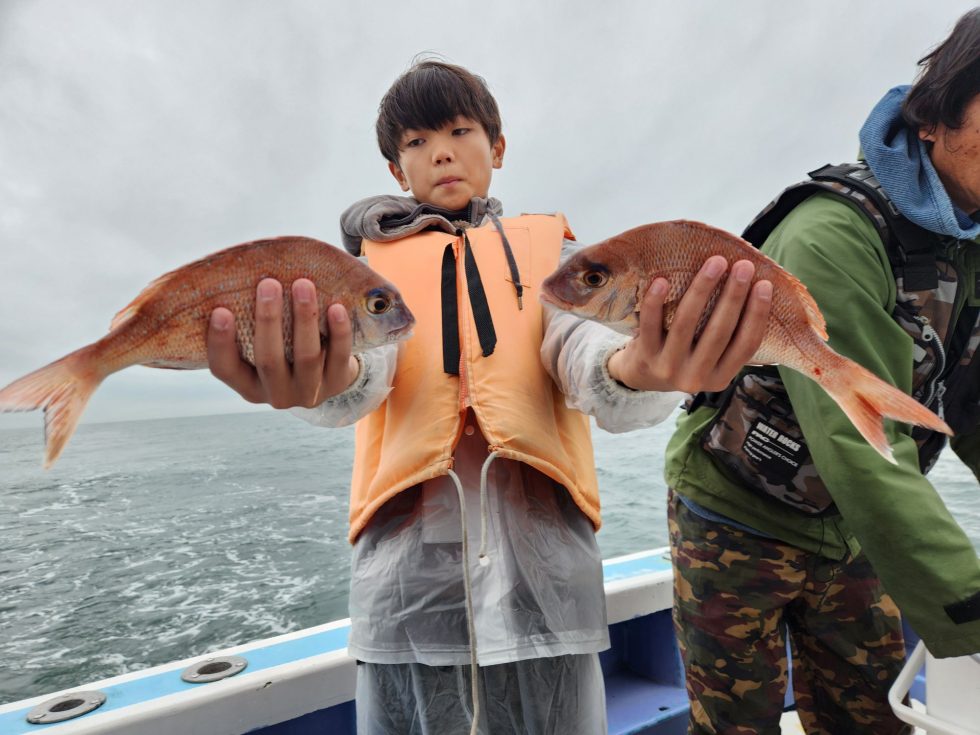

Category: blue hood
[859, 85, 980, 240]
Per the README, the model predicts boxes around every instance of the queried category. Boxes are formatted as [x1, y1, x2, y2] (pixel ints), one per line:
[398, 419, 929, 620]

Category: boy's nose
[432, 147, 454, 164]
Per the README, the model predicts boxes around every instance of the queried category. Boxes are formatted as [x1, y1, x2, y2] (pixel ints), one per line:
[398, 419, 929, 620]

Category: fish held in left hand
[0, 236, 415, 468]
[540, 219, 952, 463]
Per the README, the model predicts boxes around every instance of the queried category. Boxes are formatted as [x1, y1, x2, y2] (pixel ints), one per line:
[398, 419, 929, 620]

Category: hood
[859, 85, 980, 241]
[339, 195, 504, 255]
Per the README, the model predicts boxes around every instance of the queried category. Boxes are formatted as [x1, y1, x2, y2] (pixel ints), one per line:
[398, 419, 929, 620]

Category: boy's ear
[492, 134, 506, 169]
[388, 161, 411, 192]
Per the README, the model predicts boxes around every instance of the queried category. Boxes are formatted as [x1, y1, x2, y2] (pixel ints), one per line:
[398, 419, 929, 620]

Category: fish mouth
[351, 322, 414, 354]
[387, 323, 414, 342]
[538, 290, 572, 309]
[539, 270, 581, 311]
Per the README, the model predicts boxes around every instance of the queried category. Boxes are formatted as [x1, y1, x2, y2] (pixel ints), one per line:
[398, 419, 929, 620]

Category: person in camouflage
[669, 491, 908, 734]
[665, 9, 980, 734]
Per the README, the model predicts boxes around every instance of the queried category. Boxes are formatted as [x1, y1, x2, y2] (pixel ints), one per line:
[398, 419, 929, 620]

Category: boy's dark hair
[376, 60, 501, 165]
[903, 8, 980, 133]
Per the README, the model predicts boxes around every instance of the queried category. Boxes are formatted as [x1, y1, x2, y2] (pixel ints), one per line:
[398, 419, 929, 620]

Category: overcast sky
[1, 0, 977, 431]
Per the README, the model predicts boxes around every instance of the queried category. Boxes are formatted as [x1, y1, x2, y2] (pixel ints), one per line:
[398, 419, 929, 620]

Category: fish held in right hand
[540, 219, 952, 463]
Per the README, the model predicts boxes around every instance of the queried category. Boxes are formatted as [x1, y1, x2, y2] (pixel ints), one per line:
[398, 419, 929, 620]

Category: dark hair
[903, 8, 980, 133]
[376, 60, 502, 165]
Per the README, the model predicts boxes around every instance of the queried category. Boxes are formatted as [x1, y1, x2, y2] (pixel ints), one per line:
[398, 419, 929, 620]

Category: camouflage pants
[668, 489, 911, 735]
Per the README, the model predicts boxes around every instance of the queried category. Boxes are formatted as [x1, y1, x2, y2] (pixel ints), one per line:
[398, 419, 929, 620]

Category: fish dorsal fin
[666, 219, 829, 342]
[105, 237, 320, 333]
[108, 270, 179, 331]
[781, 265, 828, 341]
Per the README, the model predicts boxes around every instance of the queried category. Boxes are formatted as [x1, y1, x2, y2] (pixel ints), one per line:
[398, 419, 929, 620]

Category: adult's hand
[606, 256, 772, 393]
[207, 278, 360, 409]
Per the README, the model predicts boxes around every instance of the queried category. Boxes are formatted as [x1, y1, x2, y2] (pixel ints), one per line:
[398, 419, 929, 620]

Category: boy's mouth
[436, 176, 462, 186]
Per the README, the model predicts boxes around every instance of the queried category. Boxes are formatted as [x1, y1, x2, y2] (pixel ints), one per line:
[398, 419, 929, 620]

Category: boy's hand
[606, 256, 772, 394]
[207, 278, 360, 409]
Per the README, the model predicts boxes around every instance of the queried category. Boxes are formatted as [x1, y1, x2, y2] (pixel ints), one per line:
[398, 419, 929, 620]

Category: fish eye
[582, 269, 608, 288]
[366, 289, 392, 315]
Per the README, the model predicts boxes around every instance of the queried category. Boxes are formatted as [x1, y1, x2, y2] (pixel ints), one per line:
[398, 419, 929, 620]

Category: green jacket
[665, 192, 980, 658]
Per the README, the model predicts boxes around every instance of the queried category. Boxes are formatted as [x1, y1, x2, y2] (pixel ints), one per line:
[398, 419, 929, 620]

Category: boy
[208, 60, 771, 733]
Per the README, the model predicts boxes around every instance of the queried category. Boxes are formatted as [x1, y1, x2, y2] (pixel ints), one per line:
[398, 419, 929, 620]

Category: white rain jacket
[293, 196, 682, 666]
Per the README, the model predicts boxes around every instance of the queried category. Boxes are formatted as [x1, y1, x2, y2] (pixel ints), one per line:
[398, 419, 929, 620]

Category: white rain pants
[355, 652, 606, 735]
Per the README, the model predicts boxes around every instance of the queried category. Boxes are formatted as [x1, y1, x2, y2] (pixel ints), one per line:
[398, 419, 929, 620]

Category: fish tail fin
[0, 346, 106, 468]
[822, 360, 952, 464]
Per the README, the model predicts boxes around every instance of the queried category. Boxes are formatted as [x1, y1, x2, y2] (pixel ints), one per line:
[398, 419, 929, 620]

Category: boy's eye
[452, 128, 470, 136]
[405, 137, 424, 148]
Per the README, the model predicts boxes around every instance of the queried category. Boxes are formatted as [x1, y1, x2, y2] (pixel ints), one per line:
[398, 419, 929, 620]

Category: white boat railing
[889, 641, 980, 735]
[0, 548, 680, 735]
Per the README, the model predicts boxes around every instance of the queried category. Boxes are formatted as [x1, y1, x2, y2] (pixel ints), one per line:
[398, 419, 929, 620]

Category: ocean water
[0, 410, 976, 704]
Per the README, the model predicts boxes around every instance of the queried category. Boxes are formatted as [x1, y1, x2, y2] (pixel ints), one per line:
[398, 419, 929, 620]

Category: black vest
[695, 163, 980, 515]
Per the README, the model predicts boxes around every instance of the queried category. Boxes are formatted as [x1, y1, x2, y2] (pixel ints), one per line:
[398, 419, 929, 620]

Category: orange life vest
[348, 213, 600, 542]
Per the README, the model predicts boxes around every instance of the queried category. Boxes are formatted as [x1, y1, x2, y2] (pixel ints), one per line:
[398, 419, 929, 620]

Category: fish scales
[109, 238, 367, 368]
[603, 222, 822, 366]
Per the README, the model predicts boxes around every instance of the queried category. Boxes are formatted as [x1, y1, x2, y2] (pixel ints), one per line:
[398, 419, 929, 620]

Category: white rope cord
[447, 468, 481, 735]
[478, 451, 499, 564]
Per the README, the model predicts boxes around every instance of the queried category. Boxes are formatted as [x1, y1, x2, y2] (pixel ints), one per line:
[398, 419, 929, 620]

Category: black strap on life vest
[441, 244, 461, 375]
[742, 162, 943, 290]
[440, 232, 498, 375]
[463, 231, 497, 357]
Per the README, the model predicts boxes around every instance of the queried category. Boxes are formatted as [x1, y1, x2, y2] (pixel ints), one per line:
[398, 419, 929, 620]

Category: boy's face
[389, 115, 505, 211]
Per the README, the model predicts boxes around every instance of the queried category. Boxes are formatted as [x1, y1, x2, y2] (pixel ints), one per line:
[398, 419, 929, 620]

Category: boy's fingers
[661, 255, 726, 360]
[322, 304, 354, 397]
[689, 260, 755, 370]
[252, 279, 291, 406]
[635, 278, 668, 355]
[290, 279, 326, 404]
[207, 307, 263, 402]
[711, 279, 772, 381]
